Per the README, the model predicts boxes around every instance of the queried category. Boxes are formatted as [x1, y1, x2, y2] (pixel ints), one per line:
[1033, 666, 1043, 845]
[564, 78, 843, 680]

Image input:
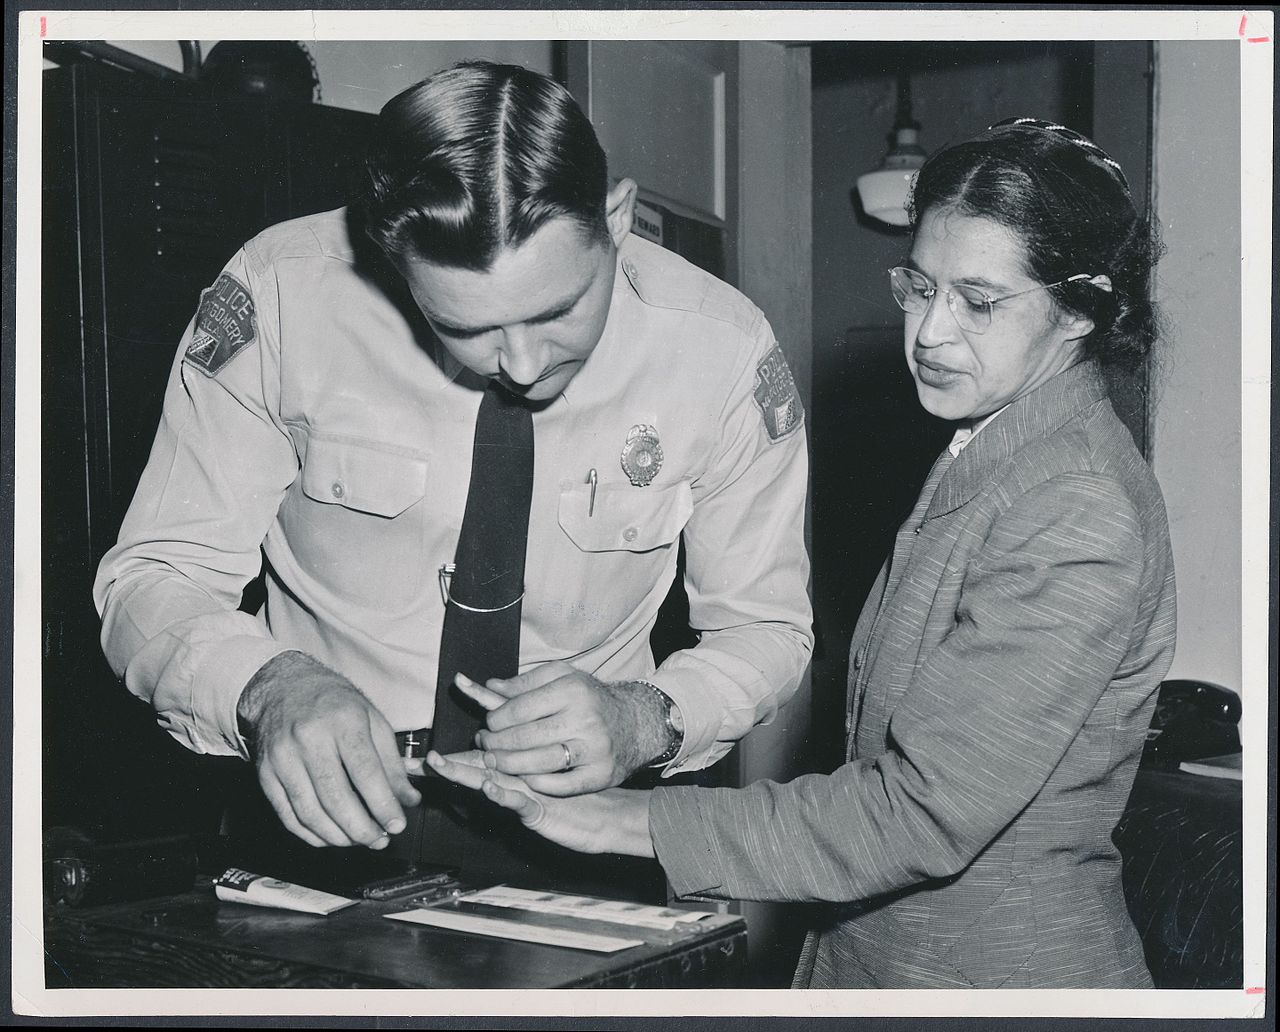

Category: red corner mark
[40, 15, 46, 36]
[1245, 986, 1265, 994]
[1239, 11, 1272, 43]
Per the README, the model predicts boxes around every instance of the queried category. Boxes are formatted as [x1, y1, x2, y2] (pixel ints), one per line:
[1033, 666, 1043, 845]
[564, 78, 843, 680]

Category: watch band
[634, 679, 684, 767]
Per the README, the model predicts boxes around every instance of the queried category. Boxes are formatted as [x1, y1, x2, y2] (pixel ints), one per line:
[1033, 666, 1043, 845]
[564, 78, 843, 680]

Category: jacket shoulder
[998, 401, 1166, 522]
[620, 235, 765, 338]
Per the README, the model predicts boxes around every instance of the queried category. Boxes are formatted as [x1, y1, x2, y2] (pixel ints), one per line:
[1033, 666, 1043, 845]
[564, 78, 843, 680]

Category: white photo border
[10, 4, 1274, 1023]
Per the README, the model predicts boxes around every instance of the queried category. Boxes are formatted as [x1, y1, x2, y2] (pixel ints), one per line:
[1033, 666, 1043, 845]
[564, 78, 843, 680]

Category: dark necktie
[411, 383, 666, 899]
[431, 383, 535, 754]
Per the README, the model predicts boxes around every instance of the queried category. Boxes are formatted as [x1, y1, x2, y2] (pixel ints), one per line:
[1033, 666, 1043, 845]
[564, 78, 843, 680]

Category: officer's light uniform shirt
[94, 209, 813, 775]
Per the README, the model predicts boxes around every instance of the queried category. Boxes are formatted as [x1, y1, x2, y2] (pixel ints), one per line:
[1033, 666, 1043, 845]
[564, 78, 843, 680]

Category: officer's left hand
[453, 663, 668, 795]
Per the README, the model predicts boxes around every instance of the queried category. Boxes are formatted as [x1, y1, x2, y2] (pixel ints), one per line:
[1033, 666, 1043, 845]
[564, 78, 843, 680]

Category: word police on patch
[753, 344, 804, 441]
[184, 273, 257, 376]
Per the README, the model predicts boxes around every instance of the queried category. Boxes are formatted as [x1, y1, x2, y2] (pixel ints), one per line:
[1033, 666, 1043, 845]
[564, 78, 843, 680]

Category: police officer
[94, 61, 811, 870]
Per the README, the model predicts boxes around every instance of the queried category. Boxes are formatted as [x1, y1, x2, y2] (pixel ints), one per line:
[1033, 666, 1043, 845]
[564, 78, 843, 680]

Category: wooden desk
[1113, 768, 1242, 988]
[44, 880, 747, 989]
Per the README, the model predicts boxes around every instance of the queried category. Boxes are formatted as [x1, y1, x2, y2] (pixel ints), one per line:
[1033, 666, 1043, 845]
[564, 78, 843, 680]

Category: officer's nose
[498, 326, 547, 388]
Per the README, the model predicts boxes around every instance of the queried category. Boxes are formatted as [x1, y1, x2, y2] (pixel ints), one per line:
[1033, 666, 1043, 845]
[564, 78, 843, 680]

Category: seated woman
[430, 118, 1176, 990]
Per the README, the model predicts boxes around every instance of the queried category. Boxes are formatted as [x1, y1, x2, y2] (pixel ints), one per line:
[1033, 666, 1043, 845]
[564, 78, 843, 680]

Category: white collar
[948, 405, 1009, 457]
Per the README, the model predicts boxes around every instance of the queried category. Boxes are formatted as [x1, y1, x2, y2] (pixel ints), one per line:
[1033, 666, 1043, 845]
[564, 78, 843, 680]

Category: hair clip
[990, 117, 1130, 192]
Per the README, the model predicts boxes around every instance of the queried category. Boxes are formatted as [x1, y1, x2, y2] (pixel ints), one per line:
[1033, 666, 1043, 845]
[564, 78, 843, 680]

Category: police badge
[620, 424, 663, 487]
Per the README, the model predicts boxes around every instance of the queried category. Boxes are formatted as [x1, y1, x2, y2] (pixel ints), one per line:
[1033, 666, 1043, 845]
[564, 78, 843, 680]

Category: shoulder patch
[753, 344, 805, 441]
[184, 273, 257, 376]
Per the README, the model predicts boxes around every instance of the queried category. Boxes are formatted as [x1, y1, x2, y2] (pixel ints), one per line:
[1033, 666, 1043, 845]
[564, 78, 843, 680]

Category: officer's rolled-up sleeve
[646, 323, 813, 774]
[93, 248, 298, 758]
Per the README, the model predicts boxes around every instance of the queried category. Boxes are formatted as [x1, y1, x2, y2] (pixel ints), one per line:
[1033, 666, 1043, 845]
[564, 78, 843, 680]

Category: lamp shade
[856, 124, 926, 228]
[856, 167, 919, 227]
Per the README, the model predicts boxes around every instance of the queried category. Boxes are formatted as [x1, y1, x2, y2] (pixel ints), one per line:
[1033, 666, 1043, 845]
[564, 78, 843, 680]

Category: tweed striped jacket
[650, 361, 1176, 988]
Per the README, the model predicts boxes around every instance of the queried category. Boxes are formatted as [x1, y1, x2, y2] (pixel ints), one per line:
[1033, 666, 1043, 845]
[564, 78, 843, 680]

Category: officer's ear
[604, 178, 638, 248]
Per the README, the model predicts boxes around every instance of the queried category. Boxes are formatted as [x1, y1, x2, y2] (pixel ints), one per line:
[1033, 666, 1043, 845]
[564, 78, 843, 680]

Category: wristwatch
[635, 680, 684, 767]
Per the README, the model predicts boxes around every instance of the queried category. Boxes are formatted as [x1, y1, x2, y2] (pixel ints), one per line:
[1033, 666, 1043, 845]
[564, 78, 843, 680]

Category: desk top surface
[46, 880, 746, 989]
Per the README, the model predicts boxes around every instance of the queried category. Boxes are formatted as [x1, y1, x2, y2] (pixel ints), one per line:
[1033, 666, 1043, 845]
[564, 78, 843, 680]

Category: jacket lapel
[924, 362, 1110, 524]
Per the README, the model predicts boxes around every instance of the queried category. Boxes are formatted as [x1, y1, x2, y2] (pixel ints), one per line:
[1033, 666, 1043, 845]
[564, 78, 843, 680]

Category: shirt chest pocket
[557, 480, 692, 553]
[539, 480, 692, 653]
[285, 434, 430, 609]
[300, 435, 428, 517]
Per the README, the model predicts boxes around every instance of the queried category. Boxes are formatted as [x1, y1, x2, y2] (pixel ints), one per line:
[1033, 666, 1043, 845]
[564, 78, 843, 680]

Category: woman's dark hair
[908, 119, 1163, 371]
[359, 61, 610, 270]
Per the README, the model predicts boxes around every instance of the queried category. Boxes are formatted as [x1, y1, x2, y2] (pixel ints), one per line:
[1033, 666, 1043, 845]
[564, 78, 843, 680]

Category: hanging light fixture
[856, 71, 926, 228]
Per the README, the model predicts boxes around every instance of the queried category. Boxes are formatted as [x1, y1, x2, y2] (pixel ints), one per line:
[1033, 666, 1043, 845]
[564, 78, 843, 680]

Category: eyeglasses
[888, 266, 1097, 335]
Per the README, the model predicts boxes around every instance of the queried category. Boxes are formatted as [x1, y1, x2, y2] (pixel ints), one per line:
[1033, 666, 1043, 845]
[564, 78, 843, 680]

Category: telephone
[1140, 679, 1241, 770]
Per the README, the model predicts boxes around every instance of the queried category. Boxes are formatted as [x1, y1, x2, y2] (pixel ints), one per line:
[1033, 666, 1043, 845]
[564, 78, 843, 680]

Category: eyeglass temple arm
[1003, 273, 1113, 302]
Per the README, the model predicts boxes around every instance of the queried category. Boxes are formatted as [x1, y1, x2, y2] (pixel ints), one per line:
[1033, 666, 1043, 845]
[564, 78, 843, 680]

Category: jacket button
[622, 526, 639, 542]
[852, 647, 866, 671]
[331, 481, 346, 499]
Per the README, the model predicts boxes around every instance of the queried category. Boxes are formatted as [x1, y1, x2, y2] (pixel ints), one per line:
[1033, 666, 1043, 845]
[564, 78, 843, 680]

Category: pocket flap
[558, 480, 692, 553]
[300, 435, 428, 518]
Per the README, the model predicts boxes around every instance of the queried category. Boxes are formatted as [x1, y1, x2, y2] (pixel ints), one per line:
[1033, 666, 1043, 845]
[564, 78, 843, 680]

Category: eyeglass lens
[889, 267, 992, 334]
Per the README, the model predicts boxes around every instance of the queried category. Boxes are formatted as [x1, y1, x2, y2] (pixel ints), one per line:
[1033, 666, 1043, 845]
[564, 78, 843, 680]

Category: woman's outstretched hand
[427, 749, 656, 858]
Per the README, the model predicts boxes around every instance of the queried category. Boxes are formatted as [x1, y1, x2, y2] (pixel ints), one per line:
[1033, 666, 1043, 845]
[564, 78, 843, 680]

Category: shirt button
[331, 481, 346, 499]
[622, 526, 639, 542]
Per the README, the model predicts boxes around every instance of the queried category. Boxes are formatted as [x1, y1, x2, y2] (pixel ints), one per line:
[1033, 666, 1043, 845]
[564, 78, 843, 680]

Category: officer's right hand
[236, 651, 421, 848]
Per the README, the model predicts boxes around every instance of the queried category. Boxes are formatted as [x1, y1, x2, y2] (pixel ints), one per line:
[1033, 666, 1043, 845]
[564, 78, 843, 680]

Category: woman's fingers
[427, 749, 489, 790]
[480, 777, 543, 823]
[427, 750, 545, 825]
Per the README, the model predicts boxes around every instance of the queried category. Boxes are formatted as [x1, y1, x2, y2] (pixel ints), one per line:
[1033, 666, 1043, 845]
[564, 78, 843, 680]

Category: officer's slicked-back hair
[360, 61, 610, 270]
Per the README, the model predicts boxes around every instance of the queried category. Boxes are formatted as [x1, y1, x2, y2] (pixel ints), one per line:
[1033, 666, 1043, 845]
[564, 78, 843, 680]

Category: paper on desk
[385, 908, 643, 952]
[458, 885, 716, 931]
